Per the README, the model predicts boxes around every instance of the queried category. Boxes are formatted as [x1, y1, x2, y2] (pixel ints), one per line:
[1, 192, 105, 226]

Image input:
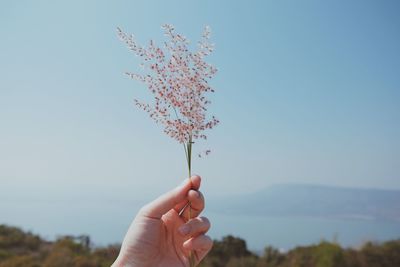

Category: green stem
[183, 144, 189, 167]
[187, 134, 192, 177]
[171, 107, 189, 165]
[186, 134, 195, 267]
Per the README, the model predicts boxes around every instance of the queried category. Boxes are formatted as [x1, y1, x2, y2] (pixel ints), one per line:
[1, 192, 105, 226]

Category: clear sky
[1, 0, 399, 203]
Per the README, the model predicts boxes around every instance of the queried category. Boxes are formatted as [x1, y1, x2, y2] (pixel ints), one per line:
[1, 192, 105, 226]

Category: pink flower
[117, 24, 219, 147]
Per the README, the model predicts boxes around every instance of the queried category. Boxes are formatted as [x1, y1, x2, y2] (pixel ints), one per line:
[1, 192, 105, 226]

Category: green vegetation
[199, 236, 400, 267]
[1, 224, 399, 267]
[0, 225, 118, 267]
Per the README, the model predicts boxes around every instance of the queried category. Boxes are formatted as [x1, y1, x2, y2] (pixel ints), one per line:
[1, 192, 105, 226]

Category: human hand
[112, 175, 212, 267]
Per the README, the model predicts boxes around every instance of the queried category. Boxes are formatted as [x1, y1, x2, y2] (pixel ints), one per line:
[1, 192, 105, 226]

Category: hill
[209, 184, 400, 221]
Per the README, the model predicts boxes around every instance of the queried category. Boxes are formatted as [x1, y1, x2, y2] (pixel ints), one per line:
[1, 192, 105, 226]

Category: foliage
[1, 224, 400, 267]
[199, 236, 400, 267]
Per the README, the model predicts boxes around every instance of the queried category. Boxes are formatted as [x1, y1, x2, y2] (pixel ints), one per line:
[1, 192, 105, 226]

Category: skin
[112, 175, 212, 267]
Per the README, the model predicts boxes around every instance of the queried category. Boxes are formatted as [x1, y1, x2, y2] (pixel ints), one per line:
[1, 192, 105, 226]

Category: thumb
[139, 175, 201, 219]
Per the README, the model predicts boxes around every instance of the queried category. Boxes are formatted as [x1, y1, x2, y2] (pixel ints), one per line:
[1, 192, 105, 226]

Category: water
[206, 212, 400, 251]
[1, 199, 400, 252]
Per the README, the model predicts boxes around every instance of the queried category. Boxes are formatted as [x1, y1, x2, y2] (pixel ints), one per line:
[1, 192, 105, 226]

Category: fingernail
[178, 224, 191, 236]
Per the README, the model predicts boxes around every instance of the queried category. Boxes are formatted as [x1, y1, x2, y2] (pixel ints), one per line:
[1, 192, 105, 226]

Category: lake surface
[1, 199, 400, 252]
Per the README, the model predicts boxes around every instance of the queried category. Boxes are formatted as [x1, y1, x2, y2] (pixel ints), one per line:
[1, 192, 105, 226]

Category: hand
[112, 175, 212, 267]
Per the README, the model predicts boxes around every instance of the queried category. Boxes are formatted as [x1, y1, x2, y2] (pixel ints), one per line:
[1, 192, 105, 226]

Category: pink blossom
[117, 24, 219, 146]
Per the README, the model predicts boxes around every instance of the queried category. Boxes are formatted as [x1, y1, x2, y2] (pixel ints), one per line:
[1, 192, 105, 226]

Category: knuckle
[138, 204, 150, 215]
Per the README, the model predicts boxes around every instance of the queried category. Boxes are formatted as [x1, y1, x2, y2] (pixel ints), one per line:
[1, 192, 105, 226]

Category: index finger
[140, 175, 201, 219]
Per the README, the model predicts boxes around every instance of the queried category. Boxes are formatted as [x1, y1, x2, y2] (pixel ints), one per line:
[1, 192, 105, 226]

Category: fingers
[178, 216, 210, 237]
[183, 235, 213, 263]
[176, 190, 205, 221]
[179, 217, 212, 263]
[139, 175, 201, 219]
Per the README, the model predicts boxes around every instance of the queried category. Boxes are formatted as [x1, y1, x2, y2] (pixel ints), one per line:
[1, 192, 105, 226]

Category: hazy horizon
[2, 183, 400, 251]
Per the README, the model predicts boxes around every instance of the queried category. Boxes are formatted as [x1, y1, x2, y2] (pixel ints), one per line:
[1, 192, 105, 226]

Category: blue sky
[1, 0, 399, 202]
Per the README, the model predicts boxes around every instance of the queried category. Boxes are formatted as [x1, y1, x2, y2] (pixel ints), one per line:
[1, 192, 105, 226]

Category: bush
[1, 224, 400, 267]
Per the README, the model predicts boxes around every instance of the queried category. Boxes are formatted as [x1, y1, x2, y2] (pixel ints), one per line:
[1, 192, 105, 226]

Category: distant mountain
[208, 184, 400, 221]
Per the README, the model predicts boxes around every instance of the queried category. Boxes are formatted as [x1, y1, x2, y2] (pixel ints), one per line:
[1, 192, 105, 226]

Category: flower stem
[186, 134, 195, 267]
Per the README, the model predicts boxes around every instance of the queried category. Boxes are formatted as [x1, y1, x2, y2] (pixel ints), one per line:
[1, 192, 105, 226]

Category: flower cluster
[117, 24, 219, 147]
